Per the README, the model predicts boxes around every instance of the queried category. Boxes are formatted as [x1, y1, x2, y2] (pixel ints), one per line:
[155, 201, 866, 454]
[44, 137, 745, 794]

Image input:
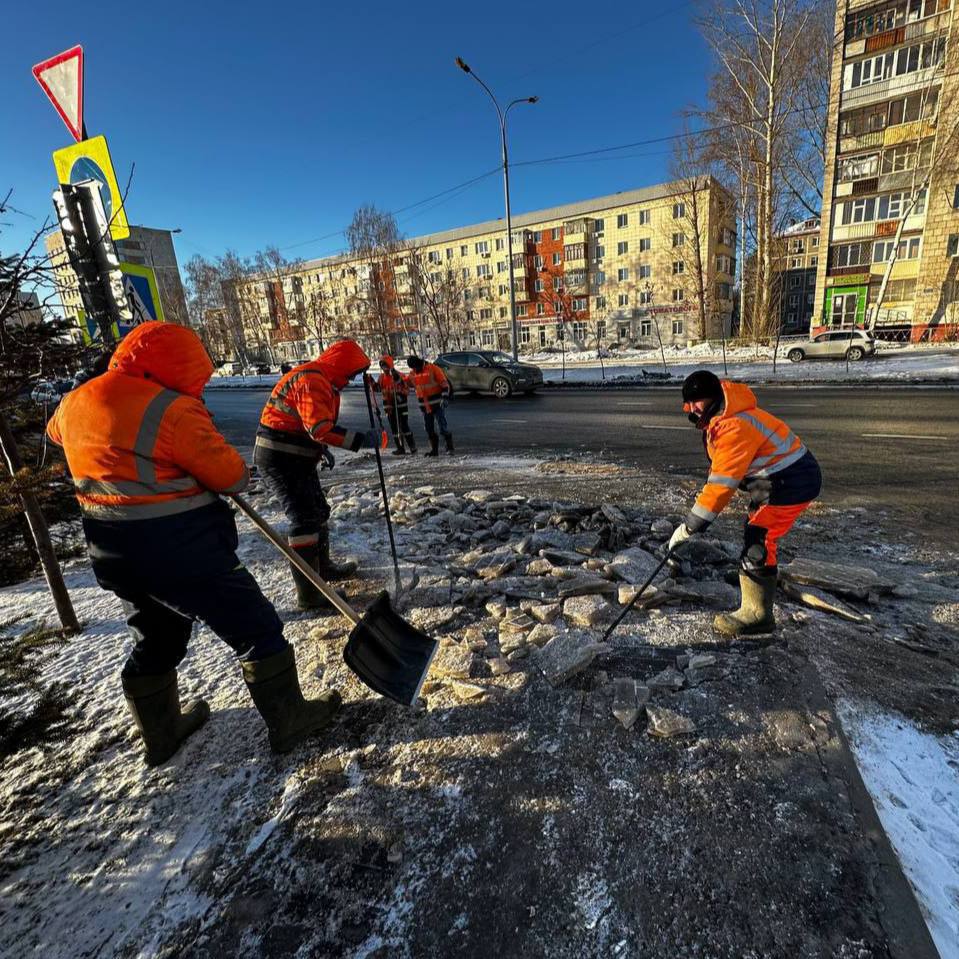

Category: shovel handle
[228, 493, 362, 625]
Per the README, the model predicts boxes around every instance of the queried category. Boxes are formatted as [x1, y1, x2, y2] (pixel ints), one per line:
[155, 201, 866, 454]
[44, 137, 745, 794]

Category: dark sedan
[435, 350, 544, 398]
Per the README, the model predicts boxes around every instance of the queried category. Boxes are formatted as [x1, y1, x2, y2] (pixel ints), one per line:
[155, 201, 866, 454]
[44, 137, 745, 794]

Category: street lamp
[456, 56, 537, 361]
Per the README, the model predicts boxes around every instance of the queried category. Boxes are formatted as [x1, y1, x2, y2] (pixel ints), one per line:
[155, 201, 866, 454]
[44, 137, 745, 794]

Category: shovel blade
[343, 591, 439, 706]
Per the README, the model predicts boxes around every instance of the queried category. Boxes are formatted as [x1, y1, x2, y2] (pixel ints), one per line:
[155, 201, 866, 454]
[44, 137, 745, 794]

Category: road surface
[206, 385, 959, 548]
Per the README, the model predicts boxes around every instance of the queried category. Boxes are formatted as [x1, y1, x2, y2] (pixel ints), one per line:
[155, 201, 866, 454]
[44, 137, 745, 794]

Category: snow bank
[839, 702, 959, 959]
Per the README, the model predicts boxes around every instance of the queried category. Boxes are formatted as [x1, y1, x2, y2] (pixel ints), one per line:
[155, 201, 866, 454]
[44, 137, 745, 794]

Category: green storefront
[823, 283, 868, 328]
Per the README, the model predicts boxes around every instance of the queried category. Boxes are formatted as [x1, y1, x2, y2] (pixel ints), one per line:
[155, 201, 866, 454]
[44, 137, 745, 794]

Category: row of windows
[846, 0, 947, 41]
[837, 139, 933, 182]
[837, 188, 927, 225]
[839, 89, 939, 138]
[846, 37, 946, 90]
[830, 234, 922, 267]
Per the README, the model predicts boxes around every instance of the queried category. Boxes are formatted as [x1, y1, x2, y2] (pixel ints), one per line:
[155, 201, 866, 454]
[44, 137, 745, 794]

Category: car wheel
[787, 349, 805, 363]
[491, 377, 512, 398]
[846, 346, 865, 361]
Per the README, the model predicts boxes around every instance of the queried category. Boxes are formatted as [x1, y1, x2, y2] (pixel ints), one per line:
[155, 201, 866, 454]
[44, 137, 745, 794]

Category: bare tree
[406, 246, 469, 353]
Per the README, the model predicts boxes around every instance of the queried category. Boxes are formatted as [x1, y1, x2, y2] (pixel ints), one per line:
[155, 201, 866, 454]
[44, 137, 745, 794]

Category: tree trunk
[0, 412, 80, 634]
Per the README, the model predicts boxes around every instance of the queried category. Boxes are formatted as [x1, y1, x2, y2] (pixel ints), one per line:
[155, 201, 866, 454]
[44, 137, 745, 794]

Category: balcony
[831, 222, 877, 242]
[884, 118, 936, 146]
[839, 130, 885, 154]
[841, 64, 944, 110]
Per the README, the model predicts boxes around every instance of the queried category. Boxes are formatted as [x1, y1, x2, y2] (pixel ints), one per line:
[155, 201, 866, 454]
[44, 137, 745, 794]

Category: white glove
[668, 523, 692, 552]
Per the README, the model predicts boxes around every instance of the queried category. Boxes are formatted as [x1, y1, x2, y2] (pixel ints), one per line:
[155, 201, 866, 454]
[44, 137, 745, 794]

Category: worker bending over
[406, 354, 453, 457]
[669, 370, 822, 637]
[254, 339, 381, 611]
[47, 322, 340, 765]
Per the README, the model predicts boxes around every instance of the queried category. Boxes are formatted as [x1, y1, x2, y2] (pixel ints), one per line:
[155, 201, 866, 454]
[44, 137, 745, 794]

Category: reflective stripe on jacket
[685, 380, 811, 532]
[46, 322, 248, 521]
[378, 369, 409, 406]
[258, 340, 370, 449]
[410, 363, 450, 412]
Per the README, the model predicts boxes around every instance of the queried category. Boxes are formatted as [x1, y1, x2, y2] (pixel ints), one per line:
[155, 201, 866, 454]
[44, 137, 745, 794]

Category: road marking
[615, 401, 653, 406]
[492, 418, 528, 424]
[638, 424, 690, 430]
[861, 433, 947, 440]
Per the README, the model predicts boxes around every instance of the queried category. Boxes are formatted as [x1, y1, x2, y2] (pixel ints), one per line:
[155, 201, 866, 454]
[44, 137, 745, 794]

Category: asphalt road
[206, 385, 959, 548]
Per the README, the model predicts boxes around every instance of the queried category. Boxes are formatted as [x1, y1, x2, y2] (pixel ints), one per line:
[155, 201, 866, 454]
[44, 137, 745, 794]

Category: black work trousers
[386, 400, 414, 449]
[84, 500, 287, 678]
[254, 444, 329, 541]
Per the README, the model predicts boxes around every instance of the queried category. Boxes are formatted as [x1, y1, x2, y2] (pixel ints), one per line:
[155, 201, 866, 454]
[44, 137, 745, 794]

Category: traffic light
[52, 180, 132, 344]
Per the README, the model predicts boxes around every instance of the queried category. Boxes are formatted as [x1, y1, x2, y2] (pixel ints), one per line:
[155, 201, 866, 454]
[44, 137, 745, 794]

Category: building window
[595, 295, 606, 310]
[498, 283, 508, 296]
[463, 288, 472, 300]
[618, 268, 629, 282]
[619, 323, 630, 339]
[594, 244, 605, 258]
[790, 275, 802, 289]
[810, 255, 818, 268]
[462, 268, 470, 280]
[499, 306, 508, 318]
[480, 308, 493, 320]
[553, 299, 561, 313]
[495, 237, 504, 250]
[949, 235, 959, 257]
[551, 227, 561, 241]
[428, 250, 441, 264]
[519, 326, 531, 344]
[806, 292, 815, 305]
[617, 241, 629, 255]
[672, 232, 686, 248]
[716, 282, 731, 300]
[672, 261, 685, 275]
[534, 255, 544, 269]
[537, 302, 545, 316]
[618, 293, 629, 306]
[468, 331, 476, 345]
[538, 325, 548, 346]
[460, 245, 468, 256]
[466, 310, 475, 321]
[873, 236, 922, 262]
[638, 264, 651, 279]
[638, 210, 650, 225]
[594, 218, 605, 232]
[596, 320, 606, 339]
[572, 320, 587, 339]
[533, 279, 544, 293]
[672, 318, 684, 335]
[572, 297, 587, 311]
[445, 248, 454, 260]
[482, 330, 494, 346]
[475, 240, 489, 255]
[838, 153, 879, 182]
[639, 290, 652, 305]
[672, 288, 684, 302]
[640, 320, 652, 336]
[553, 277, 562, 292]
[617, 213, 628, 228]
[550, 252, 560, 266]
[881, 140, 933, 175]
[789, 294, 799, 307]
[639, 238, 651, 252]
[533, 230, 542, 243]
[672, 202, 685, 219]
[477, 264, 491, 277]
[953, 185, 959, 209]
[497, 261, 507, 273]
[518, 304, 528, 317]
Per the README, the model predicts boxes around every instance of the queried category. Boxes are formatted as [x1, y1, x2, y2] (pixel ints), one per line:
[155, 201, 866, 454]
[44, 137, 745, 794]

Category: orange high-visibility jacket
[409, 362, 450, 413]
[257, 340, 370, 452]
[377, 355, 409, 405]
[47, 322, 248, 520]
[686, 380, 809, 532]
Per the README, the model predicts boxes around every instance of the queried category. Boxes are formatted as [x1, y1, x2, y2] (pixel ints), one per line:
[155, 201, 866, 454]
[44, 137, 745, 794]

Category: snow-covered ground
[840, 702, 959, 959]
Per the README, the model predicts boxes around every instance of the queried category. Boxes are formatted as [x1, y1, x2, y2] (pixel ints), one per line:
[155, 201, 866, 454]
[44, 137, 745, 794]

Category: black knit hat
[406, 355, 424, 370]
[682, 369, 722, 404]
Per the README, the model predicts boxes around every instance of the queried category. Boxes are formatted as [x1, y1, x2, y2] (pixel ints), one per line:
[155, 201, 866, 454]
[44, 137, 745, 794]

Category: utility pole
[455, 57, 537, 361]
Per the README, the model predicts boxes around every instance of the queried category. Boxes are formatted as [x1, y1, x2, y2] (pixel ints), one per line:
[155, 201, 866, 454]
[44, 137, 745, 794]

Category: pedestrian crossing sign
[120, 262, 165, 323]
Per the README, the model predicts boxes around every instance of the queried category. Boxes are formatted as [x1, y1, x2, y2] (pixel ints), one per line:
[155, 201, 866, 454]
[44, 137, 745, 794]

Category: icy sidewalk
[840, 703, 959, 959]
[1, 453, 956, 958]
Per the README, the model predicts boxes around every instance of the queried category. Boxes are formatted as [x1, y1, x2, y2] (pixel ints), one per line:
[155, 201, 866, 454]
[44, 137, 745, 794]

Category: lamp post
[456, 57, 537, 361]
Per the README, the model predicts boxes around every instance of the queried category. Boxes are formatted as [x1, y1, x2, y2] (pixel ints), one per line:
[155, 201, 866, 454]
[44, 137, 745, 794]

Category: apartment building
[226, 178, 737, 363]
[46, 224, 189, 333]
[814, 0, 959, 340]
[774, 218, 821, 334]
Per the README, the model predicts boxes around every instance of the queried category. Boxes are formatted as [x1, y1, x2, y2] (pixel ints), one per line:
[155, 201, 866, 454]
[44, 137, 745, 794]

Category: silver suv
[786, 330, 876, 363]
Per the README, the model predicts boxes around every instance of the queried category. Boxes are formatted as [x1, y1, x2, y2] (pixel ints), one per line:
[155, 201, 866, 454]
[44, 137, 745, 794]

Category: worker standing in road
[668, 370, 822, 637]
[254, 339, 382, 611]
[406, 354, 453, 457]
[377, 354, 417, 455]
[47, 322, 340, 765]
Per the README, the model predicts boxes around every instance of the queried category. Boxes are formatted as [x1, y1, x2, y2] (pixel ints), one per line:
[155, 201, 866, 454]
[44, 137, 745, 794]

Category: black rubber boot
[425, 434, 439, 457]
[122, 671, 210, 767]
[443, 432, 454, 456]
[391, 445, 407, 456]
[404, 432, 417, 454]
[317, 525, 357, 581]
[289, 543, 336, 611]
[713, 566, 778, 637]
[242, 647, 342, 753]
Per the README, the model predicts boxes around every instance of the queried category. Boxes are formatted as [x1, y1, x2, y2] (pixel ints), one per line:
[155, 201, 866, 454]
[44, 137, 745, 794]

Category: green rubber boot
[242, 647, 342, 753]
[713, 566, 778, 637]
[122, 671, 210, 767]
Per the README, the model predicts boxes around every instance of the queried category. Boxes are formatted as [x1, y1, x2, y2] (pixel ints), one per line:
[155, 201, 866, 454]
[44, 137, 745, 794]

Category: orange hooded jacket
[257, 340, 371, 453]
[47, 322, 248, 520]
[409, 362, 450, 414]
[377, 355, 409, 405]
[686, 380, 809, 532]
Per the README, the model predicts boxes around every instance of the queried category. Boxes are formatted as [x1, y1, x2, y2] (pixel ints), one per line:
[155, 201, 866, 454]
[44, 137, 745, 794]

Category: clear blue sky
[3, 0, 711, 268]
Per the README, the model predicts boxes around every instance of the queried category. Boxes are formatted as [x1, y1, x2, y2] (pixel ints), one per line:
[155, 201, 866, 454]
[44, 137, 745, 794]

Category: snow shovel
[229, 493, 438, 706]
[602, 544, 682, 642]
[362, 373, 403, 597]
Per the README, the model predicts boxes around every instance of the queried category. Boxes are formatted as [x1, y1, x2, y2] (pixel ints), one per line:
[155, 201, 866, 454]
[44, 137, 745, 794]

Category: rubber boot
[443, 432, 454, 456]
[391, 443, 406, 456]
[289, 542, 335, 612]
[122, 671, 210, 767]
[404, 432, 417, 455]
[425, 434, 439, 457]
[317, 525, 357, 581]
[242, 646, 342, 753]
[713, 566, 778, 637]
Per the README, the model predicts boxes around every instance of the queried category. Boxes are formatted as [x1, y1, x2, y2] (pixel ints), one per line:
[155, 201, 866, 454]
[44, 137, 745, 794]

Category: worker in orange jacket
[47, 322, 340, 765]
[377, 354, 416, 455]
[406, 355, 453, 456]
[668, 370, 822, 637]
[254, 339, 380, 610]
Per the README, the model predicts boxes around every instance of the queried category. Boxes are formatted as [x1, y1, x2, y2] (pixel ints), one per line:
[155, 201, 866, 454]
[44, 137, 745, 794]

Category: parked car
[786, 330, 876, 363]
[435, 350, 544, 398]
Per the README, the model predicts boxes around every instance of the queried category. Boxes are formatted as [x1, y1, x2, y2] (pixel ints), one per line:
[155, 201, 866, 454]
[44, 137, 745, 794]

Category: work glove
[668, 523, 693, 553]
[319, 447, 335, 471]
